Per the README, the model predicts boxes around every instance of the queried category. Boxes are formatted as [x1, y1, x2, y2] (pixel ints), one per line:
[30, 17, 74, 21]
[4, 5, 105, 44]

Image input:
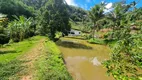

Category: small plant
[55, 31, 62, 39]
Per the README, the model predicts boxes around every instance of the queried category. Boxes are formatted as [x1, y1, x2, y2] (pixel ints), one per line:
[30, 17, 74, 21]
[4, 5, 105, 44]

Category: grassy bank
[88, 38, 106, 45]
[0, 36, 43, 63]
[35, 40, 72, 80]
[0, 36, 45, 80]
[0, 60, 25, 80]
[0, 36, 72, 80]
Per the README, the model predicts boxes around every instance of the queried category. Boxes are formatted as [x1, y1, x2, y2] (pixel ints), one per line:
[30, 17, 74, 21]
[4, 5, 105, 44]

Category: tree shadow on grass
[56, 40, 92, 49]
[0, 50, 17, 54]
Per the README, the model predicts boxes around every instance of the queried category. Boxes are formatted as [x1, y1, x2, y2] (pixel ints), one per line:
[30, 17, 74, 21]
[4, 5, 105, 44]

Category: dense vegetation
[88, 1, 142, 80]
[0, 0, 142, 80]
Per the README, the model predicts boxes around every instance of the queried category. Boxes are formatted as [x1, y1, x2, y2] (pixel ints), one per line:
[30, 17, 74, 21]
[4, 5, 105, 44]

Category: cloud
[104, 3, 113, 13]
[65, 0, 77, 6]
[105, 3, 112, 9]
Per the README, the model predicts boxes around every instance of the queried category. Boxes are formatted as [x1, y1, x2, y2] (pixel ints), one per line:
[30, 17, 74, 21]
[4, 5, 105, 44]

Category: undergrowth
[0, 60, 25, 80]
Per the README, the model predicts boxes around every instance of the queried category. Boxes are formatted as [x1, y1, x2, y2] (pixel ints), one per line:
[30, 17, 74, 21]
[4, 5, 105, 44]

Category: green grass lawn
[0, 36, 44, 63]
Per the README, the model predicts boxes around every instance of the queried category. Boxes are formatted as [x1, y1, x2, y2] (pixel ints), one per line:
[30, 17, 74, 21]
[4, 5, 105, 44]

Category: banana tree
[8, 16, 32, 42]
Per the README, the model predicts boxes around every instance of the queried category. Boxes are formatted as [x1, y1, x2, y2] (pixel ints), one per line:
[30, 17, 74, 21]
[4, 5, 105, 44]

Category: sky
[65, 0, 142, 10]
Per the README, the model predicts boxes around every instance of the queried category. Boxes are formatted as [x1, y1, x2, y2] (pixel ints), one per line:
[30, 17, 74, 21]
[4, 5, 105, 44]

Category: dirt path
[19, 38, 46, 80]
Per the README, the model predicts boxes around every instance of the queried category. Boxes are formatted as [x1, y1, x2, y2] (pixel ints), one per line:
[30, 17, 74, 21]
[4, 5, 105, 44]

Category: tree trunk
[92, 23, 96, 39]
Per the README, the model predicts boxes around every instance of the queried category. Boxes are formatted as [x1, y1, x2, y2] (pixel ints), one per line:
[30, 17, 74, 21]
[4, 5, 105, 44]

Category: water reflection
[91, 57, 101, 66]
[56, 40, 93, 49]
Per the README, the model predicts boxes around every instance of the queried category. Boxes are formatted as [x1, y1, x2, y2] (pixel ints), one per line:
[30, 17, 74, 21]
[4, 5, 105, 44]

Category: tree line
[0, 0, 89, 43]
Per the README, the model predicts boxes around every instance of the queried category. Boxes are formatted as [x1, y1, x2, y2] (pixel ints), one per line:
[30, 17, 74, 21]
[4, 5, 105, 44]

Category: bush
[82, 33, 92, 39]
[8, 16, 34, 42]
[0, 26, 10, 44]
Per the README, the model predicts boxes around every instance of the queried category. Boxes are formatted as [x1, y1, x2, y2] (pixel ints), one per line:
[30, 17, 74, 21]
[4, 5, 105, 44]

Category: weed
[0, 60, 25, 80]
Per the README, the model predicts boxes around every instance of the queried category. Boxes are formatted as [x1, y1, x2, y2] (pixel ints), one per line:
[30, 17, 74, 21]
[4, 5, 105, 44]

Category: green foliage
[37, 10, 50, 36]
[0, 0, 34, 20]
[103, 33, 142, 80]
[22, 0, 49, 10]
[67, 5, 91, 33]
[8, 16, 35, 42]
[38, 0, 71, 39]
[0, 26, 9, 44]
[71, 21, 92, 33]
[67, 5, 88, 22]
[103, 2, 142, 79]
[35, 40, 72, 80]
[88, 38, 106, 45]
[81, 33, 92, 39]
[89, 3, 105, 38]
[104, 2, 141, 40]
[55, 31, 62, 39]
[0, 15, 9, 44]
[89, 3, 105, 30]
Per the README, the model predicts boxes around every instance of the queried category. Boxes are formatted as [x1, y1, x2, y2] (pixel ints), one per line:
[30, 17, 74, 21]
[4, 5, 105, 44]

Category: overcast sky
[65, 0, 142, 10]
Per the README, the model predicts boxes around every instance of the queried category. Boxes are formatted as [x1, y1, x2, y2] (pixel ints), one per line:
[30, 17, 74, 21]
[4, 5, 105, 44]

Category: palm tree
[89, 4, 104, 38]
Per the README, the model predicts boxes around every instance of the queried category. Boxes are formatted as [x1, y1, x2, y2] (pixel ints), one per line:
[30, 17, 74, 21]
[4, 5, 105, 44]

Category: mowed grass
[0, 36, 44, 63]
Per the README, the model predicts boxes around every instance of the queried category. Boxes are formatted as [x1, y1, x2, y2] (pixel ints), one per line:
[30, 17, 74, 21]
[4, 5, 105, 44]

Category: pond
[57, 37, 114, 80]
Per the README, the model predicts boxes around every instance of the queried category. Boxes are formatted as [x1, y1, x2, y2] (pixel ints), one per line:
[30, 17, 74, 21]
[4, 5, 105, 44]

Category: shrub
[8, 16, 34, 42]
[0, 25, 9, 44]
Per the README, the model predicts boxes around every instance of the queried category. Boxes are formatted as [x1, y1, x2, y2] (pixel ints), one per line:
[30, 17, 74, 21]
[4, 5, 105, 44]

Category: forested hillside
[0, 0, 90, 43]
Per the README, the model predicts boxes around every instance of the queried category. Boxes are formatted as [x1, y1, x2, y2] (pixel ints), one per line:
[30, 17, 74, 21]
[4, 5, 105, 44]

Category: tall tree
[39, 0, 71, 39]
[89, 3, 105, 38]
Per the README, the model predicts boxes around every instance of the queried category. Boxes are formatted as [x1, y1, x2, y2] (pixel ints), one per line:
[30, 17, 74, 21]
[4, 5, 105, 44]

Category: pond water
[57, 37, 114, 80]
